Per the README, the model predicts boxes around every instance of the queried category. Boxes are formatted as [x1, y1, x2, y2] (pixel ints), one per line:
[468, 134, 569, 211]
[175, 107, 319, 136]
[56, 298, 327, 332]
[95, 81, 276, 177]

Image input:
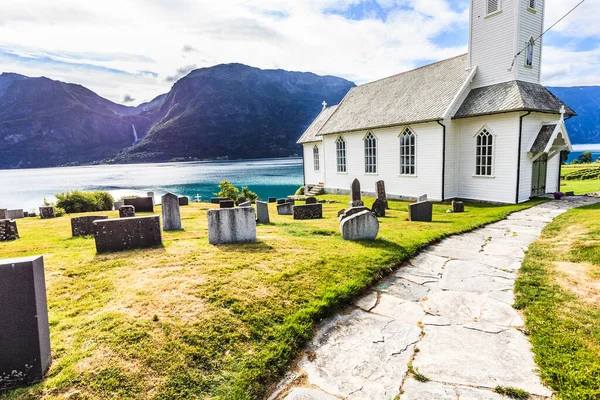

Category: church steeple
[469, 0, 545, 89]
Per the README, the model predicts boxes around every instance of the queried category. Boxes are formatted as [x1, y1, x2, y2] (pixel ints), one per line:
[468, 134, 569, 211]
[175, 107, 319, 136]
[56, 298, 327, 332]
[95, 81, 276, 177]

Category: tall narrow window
[400, 128, 416, 175]
[525, 38, 534, 67]
[487, 0, 499, 14]
[476, 129, 494, 176]
[336, 136, 347, 173]
[313, 145, 320, 171]
[528, 0, 535, 9]
[364, 132, 377, 174]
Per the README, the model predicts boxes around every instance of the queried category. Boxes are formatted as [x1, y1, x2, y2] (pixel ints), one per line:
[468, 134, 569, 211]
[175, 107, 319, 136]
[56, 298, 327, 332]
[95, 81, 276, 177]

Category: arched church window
[476, 128, 494, 176]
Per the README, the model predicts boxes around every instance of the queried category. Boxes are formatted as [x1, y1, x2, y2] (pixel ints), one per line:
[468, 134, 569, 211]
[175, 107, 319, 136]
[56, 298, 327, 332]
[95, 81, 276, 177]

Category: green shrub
[54, 207, 66, 217]
[119, 195, 140, 201]
[214, 180, 240, 201]
[241, 186, 258, 202]
[295, 186, 305, 196]
[55, 190, 115, 213]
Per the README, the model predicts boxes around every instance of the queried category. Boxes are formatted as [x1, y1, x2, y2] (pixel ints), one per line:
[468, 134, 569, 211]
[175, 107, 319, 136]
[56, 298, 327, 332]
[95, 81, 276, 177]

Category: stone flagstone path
[271, 197, 599, 400]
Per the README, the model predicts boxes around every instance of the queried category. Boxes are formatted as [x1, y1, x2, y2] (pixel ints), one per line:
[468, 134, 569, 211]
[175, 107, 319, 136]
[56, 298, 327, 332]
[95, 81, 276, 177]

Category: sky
[0, 0, 597, 105]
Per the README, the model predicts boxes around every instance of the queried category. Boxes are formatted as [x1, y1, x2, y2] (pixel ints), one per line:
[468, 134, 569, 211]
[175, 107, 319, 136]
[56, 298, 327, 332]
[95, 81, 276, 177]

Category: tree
[241, 186, 258, 202]
[214, 180, 239, 201]
[578, 151, 593, 164]
[560, 151, 570, 165]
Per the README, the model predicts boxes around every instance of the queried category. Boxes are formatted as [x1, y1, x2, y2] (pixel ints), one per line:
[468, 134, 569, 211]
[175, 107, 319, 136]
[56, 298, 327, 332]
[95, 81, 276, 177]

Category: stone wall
[93, 215, 162, 253]
[71, 216, 108, 237]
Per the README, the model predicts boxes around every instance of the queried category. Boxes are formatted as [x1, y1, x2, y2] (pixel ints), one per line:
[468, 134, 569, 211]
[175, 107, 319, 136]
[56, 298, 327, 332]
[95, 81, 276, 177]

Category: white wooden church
[298, 0, 573, 204]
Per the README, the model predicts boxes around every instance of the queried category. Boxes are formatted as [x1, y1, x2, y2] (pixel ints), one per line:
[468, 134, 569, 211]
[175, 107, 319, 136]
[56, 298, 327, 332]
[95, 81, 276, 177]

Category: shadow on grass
[213, 240, 275, 253]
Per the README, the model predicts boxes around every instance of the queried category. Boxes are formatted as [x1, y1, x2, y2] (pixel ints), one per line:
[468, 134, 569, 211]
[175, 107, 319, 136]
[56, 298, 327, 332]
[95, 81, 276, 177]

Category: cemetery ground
[515, 202, 600, 399]
[1, 196, 545, 399]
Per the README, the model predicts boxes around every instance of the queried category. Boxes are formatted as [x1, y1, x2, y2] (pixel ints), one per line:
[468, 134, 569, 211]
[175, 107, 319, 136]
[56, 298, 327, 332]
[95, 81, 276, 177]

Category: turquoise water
[0, 158, 303, 210]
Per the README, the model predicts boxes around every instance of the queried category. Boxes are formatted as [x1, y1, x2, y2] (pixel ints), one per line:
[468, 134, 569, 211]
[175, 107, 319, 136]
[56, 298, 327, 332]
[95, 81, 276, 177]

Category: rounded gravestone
[340, 210, 379, 241]
[161, 193, 182, 231]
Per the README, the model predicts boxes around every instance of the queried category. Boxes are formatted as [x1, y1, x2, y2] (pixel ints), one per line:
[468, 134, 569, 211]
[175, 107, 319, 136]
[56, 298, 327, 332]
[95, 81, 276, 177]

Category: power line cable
[508, 0, 586, 71]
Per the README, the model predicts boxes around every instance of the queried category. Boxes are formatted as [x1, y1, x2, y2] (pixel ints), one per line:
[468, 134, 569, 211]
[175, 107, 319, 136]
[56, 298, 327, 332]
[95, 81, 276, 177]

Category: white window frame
[313, 145, 320, 172]
[475, 127, 494, 177]
[335, 136, 347, 173]
[486, 0, 501, 15]
[364, 132, 377, 174]
[399, 127, 417, 176]
[525, 37, 534, 67]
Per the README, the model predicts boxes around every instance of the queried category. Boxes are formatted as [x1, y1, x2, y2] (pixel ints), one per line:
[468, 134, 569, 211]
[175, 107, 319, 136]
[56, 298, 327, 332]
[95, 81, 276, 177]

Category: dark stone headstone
[207, 207, 256, 244]
[256, 201, 270, 224]
[565, 191, 575, 197]
[71, 216, 108, 237]
[0, 209, 7, 219]
[28, 212, 36, 218]
[236, 196, 247, 206]
[119, 205, 136, 218]
[178, 196, 189, 206]
[305, 197, 317, 204]
[277, 203, 293, 215]
[8, 210, 24, 219]
[220, 200, 235, 209]
[23, 211, 29, 218]
[0, 256, 51, 391]
[211, 197, 230, 204]
[409, 201, 433, 222]
[39, 206, 56, 219]
[452, 201, 465, 213]
[161, 193, 182, 231]
[0, 219, 19, 241]
[268, 197, 277, 203]
[124, 197, 154, 213]
[350, 179, 364, 207]
[337, 209, 346, 218]
[376, 180, 389, 209]
[293, 204, 323, 220]
[371, 199, 386, 217]
[277, 199, 287, 204]
[93, 215, 162, 253]
[238, 201, 252, 208]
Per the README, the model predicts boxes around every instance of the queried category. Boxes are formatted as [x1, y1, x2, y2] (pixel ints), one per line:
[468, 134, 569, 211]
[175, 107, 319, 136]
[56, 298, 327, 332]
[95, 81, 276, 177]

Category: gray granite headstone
[376, 180, 389, 209]
[207, 207, 256, 245]
[452, 200, 465, 213]
[8, 210, 24, 219]
[0, 256, 51, 391]
[0, 209, 7, 219]
[124, 197, 154, 213]
[93, 215, 162, 253]
[418, 194, 428, 202]
[350, 179, 364, 207]
[147, 192, 155, 205]
[371, 198, 386, 217]
[305, 197, 317, 204]
[39, 206, 56, 219]
[119, 205, 136, 218]
[409, 201, 433, 222]
[256, 201, 270, 224]
[277, 203, 293, 215]
[293, 204, 322, 220]
[220, 200, 235, 208]
[340, 210, 379, 241]
[338, 206, 370, 222]
[238, 201, 252, 208]
[0, 219, 19, 241]
[71, 216, 108, 237]
[161, 193, 182, 231]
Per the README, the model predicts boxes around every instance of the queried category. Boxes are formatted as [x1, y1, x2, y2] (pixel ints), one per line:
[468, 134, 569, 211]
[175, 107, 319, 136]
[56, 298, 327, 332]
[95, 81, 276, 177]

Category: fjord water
[0, 158, 303, 210]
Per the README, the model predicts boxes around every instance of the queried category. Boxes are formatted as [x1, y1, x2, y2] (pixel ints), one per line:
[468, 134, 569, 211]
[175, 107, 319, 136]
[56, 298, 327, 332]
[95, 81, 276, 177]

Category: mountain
[114, 64, 355, 163]
[548, 86, 600, 145]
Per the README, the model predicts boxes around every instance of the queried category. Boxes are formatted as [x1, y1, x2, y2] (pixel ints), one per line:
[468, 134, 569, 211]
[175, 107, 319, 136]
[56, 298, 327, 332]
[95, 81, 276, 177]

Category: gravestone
[0, 209, 7, 219]
[211, 197, 229, 204]
[349, 179, 364, 207]
[277, 199, 287, 205]
[256, 201, 270, 224]
[124, 197, 154, 213]
[113, 201, 124, 210]
[277, 203, 293, 215]
[220, 200, 235, 208]
[417, 194, 428, 202]
[0, 219, 19, 241]
[371, 199, 386, 217]
[0, 256, 51, 391]
[238, 201, 252, 208]
[178, 196, 189, 206]
[409, 201, 433, 222]
[340, 210, 379, 241]
[147, 192, 155, 205]
[236, 196, 247, 206]
[39, 206, 56, 219]
[8, 209, 24, 219]
[71, 216, 108, 237]
[268, 197, 276, 203]
[305, 197, 317, 204]
[293, 204, 322, 220]
[119, 205, 136, 218]
[93, 215, 162, 253]
[23, 211, 29, 218]
[161, 193, 182, 231]
[207, 207, 256, 245]
[376, 180, 389, 209]
[28, 212, 37, 218]
[452, 200, 465, 213]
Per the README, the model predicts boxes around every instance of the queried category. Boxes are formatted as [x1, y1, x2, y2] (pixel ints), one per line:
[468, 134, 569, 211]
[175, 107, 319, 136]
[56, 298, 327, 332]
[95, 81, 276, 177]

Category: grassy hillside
[560, 163, 600, 194]
[0, 196, 544, 399]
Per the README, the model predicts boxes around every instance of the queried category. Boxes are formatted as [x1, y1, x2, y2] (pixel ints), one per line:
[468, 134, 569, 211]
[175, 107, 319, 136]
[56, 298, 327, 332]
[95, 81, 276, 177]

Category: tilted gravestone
[349, 179, 364, 208]
[220, 200, 235, 209]
[277, 203, 293, 215]
[238, 201, 252, 208]
[268, 197, 277, 203]
[256, 201, 270, 224]
[236, 196, 247, 206]
[178, 196, 189, 206]
[207, 207, 256, 245]
[161, 193, 182, 231]
[119, 205, 136, 218]
[371, 199, 386, 217]
[39, 206, 56, 219]
[409, 201, 433, 222]
[305, 197, 317, 205]
[113, 201, 124, 210]
[8, 210, 24, 219]
[0, 256, 51, 391]
[417, 194, 428, 202]
[452, 200, 465, 213]
[0, 209, 7, 219]
[71, 216, 108, 237]
[376, 180, 389, 209]
[0, 219, 19, 241]
[293, 204, 322, 220]
[93, 215, 162, 253]
[211, 197, 229, 204]
[340, 210, 379, 241]
[124, 197, 154, 213]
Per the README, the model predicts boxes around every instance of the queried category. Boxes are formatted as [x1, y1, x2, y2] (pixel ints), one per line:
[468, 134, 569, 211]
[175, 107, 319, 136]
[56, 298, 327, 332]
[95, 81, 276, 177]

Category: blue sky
[0, 0, 597, 104]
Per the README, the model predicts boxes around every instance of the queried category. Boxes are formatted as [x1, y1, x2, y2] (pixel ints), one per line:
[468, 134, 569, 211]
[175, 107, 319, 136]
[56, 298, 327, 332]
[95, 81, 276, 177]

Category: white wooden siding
[455, 113, 520, 203]
[444, 120, 459, 199]
[322, 122, 444, 200]
[516, 0, 544, 83]
[303, 142, 324, 185]
[546, 152, 560, 193]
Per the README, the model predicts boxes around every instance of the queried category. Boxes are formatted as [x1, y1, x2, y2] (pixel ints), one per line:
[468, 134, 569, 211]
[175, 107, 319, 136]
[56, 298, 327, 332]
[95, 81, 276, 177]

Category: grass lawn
[1, 196, 545, 399]
[514, 202, 600, 399]
[560, 163, 600, 194]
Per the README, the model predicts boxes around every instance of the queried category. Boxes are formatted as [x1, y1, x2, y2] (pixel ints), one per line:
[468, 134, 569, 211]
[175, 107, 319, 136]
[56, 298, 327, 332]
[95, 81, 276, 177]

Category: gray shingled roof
[297, 105, 339, 144]
[317, 54, 471, 135]
[530, 124, 557, 153]
[454, 80, 575, 119]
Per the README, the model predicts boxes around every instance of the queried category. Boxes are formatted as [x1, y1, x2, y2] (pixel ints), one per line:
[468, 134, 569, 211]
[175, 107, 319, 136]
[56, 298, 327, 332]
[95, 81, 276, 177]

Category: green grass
[514, 203, 600, 399]
[560, 179, 600, 195]
[0, 195, 545, 399]
[560, 163, 600, 194]
[494, 386, 530, 399]
[407, 363, 429, 383]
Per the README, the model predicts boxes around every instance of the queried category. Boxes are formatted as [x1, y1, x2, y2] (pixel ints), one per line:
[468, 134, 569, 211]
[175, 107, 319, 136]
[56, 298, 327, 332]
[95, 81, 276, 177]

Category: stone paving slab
[283, 388, 340, 400]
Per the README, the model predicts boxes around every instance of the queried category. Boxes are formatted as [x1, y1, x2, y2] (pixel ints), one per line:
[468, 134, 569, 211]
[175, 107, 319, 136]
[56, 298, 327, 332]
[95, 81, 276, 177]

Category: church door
[531, 154, 548, 196]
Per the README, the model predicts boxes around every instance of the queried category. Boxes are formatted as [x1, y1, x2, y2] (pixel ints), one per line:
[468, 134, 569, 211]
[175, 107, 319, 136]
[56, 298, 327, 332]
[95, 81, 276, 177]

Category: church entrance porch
[532, 154, 548, 196]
